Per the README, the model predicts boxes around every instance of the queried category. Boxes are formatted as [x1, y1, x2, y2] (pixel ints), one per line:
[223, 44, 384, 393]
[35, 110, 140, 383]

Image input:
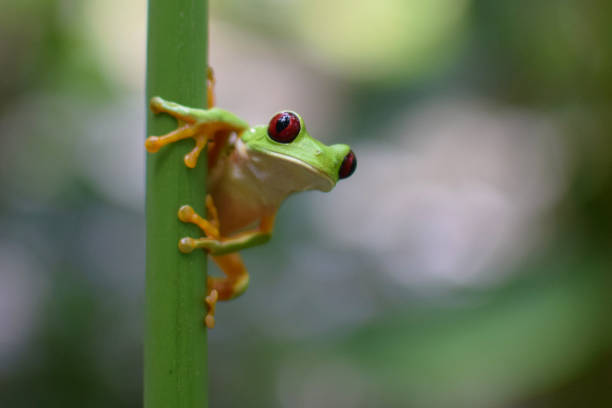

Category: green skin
[148, 97, 353, 255]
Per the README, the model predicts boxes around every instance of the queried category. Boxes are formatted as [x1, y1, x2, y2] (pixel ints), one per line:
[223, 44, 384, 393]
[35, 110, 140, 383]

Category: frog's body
[145, 70, 356, 327]
[209, 131, 340, 235]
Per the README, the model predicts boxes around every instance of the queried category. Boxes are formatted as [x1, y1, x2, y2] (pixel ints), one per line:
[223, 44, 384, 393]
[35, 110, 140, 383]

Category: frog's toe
[178, 237, 196, 253]
[178, 205, 195, 222]
[150, 96, 165, 114]
[145, 136, 161, 152]
[177, 203, 220, 239]
[204, 289, 218, 329]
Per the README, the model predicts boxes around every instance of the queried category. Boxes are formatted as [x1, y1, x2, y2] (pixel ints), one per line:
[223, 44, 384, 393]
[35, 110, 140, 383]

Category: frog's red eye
[268, 112, 301, 143]
[338, 150, 357, 179]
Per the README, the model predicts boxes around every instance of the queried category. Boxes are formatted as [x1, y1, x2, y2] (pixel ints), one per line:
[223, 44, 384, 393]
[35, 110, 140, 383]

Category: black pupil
[276, 114, 290, 133]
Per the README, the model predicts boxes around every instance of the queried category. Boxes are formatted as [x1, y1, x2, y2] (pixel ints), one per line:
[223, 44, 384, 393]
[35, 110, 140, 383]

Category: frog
[145, 69, 356, 328]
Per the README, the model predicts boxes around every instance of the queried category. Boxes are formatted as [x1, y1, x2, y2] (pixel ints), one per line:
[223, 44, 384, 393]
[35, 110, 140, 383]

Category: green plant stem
[144, 1, 209, 407]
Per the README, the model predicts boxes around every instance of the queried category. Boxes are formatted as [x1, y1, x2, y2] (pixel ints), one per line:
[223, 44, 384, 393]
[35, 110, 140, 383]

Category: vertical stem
[145, 1, 208, 407]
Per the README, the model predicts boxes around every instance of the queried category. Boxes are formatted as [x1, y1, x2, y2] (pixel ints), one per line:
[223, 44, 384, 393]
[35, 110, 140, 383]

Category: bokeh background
[2, 0, 612, 407]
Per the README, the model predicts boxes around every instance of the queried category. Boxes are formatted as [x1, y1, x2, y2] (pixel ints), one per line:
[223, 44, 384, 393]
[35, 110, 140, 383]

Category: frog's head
[241, 111, 356, 192]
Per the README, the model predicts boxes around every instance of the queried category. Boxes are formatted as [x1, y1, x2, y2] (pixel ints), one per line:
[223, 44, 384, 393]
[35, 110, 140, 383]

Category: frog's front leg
[145, 98, 213, 168]
[178, 195, 275, 328]
[145, 96, 248, 168]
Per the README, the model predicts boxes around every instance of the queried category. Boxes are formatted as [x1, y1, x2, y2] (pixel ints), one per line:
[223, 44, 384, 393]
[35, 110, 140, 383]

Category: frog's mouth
[264, 150, 336, 192]
[236, 136, 336, 192]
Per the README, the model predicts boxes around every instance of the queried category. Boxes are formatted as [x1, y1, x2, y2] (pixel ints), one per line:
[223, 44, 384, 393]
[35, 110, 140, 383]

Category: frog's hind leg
[177, 195, 250, 328]
[205, 253, 250, 328]
[177, 195, 220, 240]
[210, 253, 250, 301]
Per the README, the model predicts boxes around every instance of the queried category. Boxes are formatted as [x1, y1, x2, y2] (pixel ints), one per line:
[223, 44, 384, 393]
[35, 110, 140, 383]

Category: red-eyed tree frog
[145, 70, 356, 328]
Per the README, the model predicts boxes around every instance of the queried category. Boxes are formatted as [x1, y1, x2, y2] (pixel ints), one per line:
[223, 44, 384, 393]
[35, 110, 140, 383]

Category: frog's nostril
[338, 150, 357, 179]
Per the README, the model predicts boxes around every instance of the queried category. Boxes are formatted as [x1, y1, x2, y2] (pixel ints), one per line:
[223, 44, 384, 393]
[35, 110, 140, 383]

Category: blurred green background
[2, 0, 612, 407]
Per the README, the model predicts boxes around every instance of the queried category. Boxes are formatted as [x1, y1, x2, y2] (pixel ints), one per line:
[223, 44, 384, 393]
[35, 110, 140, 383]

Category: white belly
[208, 142, 287, 235]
